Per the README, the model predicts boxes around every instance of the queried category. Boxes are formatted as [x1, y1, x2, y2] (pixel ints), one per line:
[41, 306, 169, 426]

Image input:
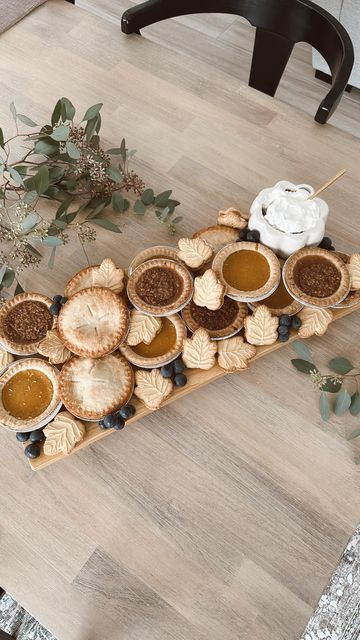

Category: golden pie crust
[128, 246, 180, 275]
[212, 242, 281, 302]
[0, 358, 60, 432]
[192, 225, 239, 254]
[182, 299, 248, 339]
[59, 353, 134, 421]
[58, 287, 129, 358]
[283, 248, 350, 308]
[127, 258, 193, 316]
[64, 259, 125, 297]
[0, 292, 54, 354]
[120, 313, 186, 368]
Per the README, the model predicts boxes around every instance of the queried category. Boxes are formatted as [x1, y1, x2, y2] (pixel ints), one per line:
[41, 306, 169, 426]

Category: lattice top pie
[57, 287, 129, 358]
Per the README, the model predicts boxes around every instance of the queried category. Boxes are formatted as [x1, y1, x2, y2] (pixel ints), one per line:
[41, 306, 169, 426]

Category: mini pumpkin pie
[0, 358, 60, 432]
[128, 246, 180, 275]
[251, 262, 303, 317]
[120, 313, 186, 368]
[58, 287, 129, 358]
[182, 298, 248, 340]
[192, 226, 239, 254]
[0, 293, 54, 354]
[59, 353, 134, 421]
[212, 242, 281, 302]
[283, 247, 350, 308]
[127, 258, 193, 317]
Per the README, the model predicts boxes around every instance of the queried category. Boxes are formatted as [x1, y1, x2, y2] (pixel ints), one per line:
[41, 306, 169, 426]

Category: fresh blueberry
[319, 236, 332, 250]
[237, 228, 248, 241]
[52, 294, 62, 303]
[291, 316, 302, 330]
[174, 373, 187, 387]
[279, 314, 291, 327]
[328, 245, 336, 251]
[24, 443, 41, 459]
[30, 429, 45, 443]
[160, 364, 173, 378]
[119, 404, 136, 420]
[173, 358, 185, 374]
[103, 413, 117, 428]
[49, 302, 61, 316]
[113, 416, 125, 430]
[99, 420, 108, 429]
[278, 333, 290, 342]
[16, 431, 30, 442]
[246, 230, 260, 243]
[60, 296, 68, 306]
[278, 325, 289, 336]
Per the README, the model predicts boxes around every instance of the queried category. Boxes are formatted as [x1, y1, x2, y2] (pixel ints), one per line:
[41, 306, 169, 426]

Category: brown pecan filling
[296, 258, 341, 298]
[190, 297, 238, 330]
[4, 301, 53, 344]
[135, 267, 183, 306]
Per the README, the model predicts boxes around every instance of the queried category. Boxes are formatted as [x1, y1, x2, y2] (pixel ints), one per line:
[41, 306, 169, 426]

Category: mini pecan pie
[0, 358, 60, 432]
[58, 287, 129, 358]
[127, 258, 193, 316]
[283, 247, 350, 308]
[212, 242, 281, 302]
[0, 293, 54, 355]
[128, 246, 180, 275]
[120, 314, 187, 368]
[182, 297, 248, 339]
[59, 353, 134, 421]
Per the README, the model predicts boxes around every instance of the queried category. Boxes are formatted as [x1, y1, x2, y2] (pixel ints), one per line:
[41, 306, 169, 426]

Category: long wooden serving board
[25, 302, 360, 471]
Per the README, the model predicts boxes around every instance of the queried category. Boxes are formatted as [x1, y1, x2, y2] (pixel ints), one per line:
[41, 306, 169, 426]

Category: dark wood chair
[121, 0, 354, 124]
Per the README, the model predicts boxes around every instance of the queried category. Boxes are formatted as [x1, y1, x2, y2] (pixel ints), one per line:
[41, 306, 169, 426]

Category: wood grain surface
[0, 2, 359, 640]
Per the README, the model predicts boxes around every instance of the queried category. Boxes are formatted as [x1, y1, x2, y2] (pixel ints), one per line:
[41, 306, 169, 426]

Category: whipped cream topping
[263, 185, 321, 233]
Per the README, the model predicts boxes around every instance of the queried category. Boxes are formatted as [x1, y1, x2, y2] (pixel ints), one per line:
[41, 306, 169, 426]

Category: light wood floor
[77, 0, 360, 137]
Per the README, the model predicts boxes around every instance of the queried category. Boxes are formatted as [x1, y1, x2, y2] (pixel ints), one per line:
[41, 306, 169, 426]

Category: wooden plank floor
[0, 3, 359, 640]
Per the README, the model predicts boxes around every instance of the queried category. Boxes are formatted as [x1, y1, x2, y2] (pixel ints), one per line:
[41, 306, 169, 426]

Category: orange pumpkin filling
[263, 278, 294, 309]
[223, 250, 270, 291]
[2, 369, 53, 420]
[132, 318, 177, 358]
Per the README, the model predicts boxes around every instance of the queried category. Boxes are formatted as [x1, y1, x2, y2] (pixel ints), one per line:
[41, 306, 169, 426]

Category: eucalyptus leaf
[9, 167, 24, 186]
[48, 247, 57, 269]
[82, 103, 103, 122]
[0, 128, 4, 149]
[120, 138, 127, 165]
[111, 191, 126, 213]
[319, 392, 330, 422]
[52, 219, 68, 230]
[34, 138, 59, 156]
[348, 428, 360, 440]
[134, 199, 146, 215]
[23, 190, 37, 204]
[34, 166, 50, 196]
[55, 198, 74, 221]
[0, 265, 6, 285]
[140, 188, 154, 205]
[14, 281, 24, 295]
[66, 141, 81, 159]
[2, 268, 15, 288]
[50, 125, 70, 142]
[328, 357, 353, 375]
[48, 166, 65, 182]
[172, 216, 183, 224]
[92, 218, 121, 233]
[106, 148, 122, 155]
[25, 242, 42, 257]
[85, 116, 98, 142]
[155, 190, 172, 207]
[321, 377, 342, 393]
[350, 392, 360, 416]
[9, 102, 17, 122]
[95, 112, 101, 134]
[61, 97, 76, 121]
[13, 165, 28, 177]
[87, 203, 106, 219]
[41, 236, 64, 247]
[290, 359, 318, 374]
[106, 166, 123, 184]
[61, 211, 78, 224]
[334, 388, 352, 416]
[17, 114, 37, 127]
[51, 99, 62, 127]
[292, 340, 313, 362]
[21, 212, 39, 231]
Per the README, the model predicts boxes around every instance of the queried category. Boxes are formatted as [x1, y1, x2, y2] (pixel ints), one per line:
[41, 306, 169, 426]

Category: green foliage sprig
[0, 97, 182, 294]
[291, 340, 360, 460]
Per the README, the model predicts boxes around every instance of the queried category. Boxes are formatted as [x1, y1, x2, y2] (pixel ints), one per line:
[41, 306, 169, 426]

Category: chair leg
[249, 27, 294, 96]
[122, 0, 175, 34]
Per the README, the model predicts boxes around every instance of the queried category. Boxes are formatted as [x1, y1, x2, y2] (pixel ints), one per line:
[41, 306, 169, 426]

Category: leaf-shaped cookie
[218, 336, 256, 372]
[244, 305, 279, 345]
[43, 411, 85, 456]
[298, 307, 333, 338]
[177, 237, 213, 269]
[348, 253, 360, 290]
[37, 329, 72, 364]
[193, 269, 225, 311]
[127, 310, 162, 346]
[134, 368, 173, 409]
[217, 207, 248, 229]
[182, 328, 217, 369]
[93, 258, 125, 293]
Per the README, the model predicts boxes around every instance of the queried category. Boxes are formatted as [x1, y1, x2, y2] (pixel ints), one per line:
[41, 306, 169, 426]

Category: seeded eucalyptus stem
[0, 97, 183, 295]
